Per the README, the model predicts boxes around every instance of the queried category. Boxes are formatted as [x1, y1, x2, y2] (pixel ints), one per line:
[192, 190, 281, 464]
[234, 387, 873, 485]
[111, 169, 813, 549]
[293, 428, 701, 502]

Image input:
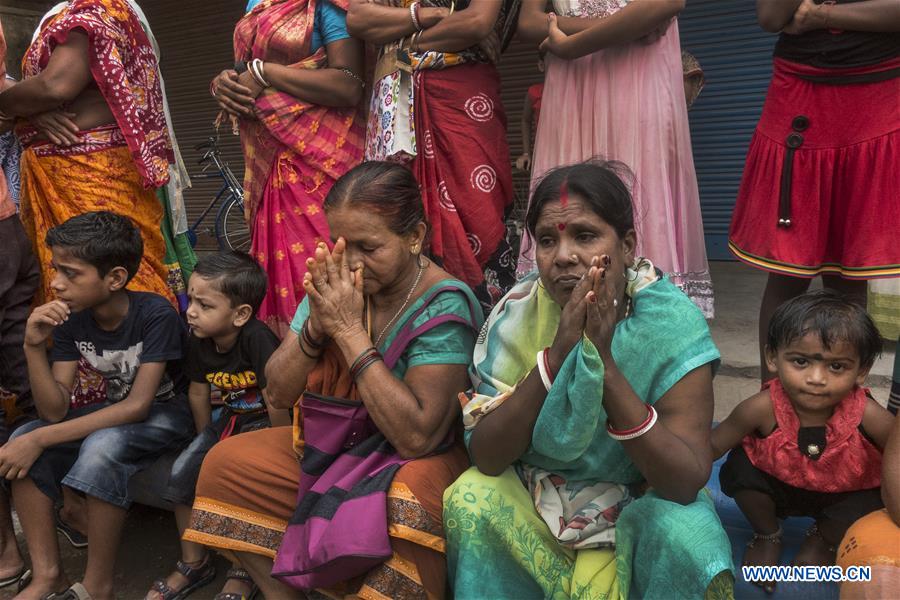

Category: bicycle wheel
[215, 195, 252, 252]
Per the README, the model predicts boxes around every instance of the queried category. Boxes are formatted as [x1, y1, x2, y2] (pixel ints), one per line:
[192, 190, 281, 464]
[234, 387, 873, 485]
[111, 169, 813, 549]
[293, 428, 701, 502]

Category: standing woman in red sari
[212, 0, 366, 337]
[347, 0, 519, 314]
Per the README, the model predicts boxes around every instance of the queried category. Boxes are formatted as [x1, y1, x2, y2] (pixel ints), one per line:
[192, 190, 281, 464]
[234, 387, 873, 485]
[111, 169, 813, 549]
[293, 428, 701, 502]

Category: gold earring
[412, 244, 420, 254]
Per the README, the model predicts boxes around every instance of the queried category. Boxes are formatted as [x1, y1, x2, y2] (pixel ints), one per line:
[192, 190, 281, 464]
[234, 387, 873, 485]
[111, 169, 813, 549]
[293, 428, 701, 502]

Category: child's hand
[24, 300, 70, 347]
[0, 433, 45, 480]
[540, 13, 573, 59]
[515, 153, 532, 171]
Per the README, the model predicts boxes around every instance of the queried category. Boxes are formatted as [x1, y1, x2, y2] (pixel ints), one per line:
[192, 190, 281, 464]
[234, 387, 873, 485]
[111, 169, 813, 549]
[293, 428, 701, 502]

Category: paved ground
[2, 260, 895, 599]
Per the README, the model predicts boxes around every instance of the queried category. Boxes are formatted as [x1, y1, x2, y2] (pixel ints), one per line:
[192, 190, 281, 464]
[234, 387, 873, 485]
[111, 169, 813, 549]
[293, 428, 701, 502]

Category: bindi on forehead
[557, 223, 567, 231]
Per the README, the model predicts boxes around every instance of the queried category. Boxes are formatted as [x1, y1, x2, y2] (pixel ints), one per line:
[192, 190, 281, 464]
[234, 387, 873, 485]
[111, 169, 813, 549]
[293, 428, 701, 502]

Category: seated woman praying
[183, 161, 482, 599]
[443, 160, 735, 599]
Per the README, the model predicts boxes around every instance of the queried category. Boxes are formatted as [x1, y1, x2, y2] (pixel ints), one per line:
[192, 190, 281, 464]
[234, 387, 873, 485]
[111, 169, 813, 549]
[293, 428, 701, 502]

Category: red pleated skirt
[729, 56, 900, 279]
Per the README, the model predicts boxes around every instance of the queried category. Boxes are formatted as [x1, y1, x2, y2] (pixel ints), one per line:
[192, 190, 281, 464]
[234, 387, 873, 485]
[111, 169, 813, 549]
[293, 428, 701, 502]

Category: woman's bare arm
[347, 0, 449, 45]
[0, 30, 92, 117]
[517, 0, 602, 44]
[604, 364, 715, 505]
[467, 369, 553, 476]
[264, 37, 366, 107]
[542, 0, 684, 60]
[757, 0, 803, 32]
[785, 0, 900, 34]
[264, 330, 320, 410]
[412, 0, 502, 53]
[332, 324, 471, 459]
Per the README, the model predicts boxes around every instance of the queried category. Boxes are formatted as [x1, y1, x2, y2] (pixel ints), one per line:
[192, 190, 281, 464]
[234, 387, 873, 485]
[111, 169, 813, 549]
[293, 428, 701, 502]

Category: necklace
[373, 261, 426, 346]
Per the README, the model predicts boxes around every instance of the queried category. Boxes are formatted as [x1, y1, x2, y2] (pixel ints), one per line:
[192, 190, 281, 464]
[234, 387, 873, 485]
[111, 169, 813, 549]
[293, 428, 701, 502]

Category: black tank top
[774, 0, 900, 68]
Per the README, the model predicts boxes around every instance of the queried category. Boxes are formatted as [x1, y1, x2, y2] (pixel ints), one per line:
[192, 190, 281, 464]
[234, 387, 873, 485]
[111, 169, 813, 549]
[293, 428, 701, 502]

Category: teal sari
[444, 262, 734, 599]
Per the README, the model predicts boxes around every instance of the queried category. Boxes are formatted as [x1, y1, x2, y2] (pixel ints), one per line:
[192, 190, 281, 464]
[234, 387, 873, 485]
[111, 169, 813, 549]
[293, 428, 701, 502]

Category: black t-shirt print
[51, 291, 189, 403]
[184, 319, 279, 412]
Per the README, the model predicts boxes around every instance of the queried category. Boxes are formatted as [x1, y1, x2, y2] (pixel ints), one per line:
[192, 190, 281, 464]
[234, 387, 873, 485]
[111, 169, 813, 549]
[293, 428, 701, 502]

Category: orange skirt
[185, 426, 469, 599]
[18, 131, 174, 306]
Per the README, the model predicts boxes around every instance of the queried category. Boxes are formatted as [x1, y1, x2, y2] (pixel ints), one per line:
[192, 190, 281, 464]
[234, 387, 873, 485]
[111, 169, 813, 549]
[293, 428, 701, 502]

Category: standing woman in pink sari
[516, 0, 714, 318]
[212, 0, 365, 337]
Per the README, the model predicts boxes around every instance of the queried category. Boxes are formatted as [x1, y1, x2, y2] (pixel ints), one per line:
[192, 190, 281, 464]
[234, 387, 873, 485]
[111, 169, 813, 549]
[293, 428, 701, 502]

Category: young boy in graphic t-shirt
[148, 251, 287, 600]
[2, 211, 193, 600]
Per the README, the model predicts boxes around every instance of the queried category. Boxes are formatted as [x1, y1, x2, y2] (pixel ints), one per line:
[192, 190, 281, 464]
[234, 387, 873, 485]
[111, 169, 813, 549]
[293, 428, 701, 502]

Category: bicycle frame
[187, 136, 245, 242]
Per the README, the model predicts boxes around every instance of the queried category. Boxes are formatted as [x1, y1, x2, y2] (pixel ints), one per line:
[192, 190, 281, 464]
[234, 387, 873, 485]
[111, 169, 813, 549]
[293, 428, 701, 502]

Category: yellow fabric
[19, 145, 175, 306]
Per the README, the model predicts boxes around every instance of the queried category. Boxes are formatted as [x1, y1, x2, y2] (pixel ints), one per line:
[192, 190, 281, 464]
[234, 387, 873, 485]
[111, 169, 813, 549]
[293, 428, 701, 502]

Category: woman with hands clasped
[211, 0, 365, 336]
[182, 162, 482, 599]
[444, 161, 733, 599]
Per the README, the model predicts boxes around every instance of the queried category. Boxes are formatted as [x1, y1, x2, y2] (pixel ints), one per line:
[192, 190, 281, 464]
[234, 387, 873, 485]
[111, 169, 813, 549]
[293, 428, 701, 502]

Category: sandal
[44, 582, 93, 600]
[56, 507, 88, 549]
[213, 568, 259, 600]
[147, 555, 216, 600]
[0, 566, 30, 589]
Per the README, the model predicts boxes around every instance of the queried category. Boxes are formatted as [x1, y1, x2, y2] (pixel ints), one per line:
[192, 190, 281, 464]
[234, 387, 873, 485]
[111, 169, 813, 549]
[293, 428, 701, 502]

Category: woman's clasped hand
[550, 254, 620, 370]
[301, 238, 365, 342]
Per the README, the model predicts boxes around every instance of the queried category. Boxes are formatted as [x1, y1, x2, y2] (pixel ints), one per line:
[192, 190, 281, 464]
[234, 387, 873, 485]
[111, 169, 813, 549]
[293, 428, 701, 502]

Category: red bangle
[542, 347, 555, 383]
[606, 403, 654, 436]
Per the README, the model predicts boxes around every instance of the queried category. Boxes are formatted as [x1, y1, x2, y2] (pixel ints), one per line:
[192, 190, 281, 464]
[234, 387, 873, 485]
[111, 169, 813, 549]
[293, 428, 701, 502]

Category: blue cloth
[311, 0, 350, 53]
[11, 400, 193, 508]
[246, 0, 348, 52]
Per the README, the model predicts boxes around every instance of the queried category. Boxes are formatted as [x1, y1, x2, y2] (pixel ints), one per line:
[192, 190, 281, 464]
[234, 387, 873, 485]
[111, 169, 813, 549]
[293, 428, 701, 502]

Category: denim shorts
[162, 408, 269, 505]
[11, 399, 193, 508]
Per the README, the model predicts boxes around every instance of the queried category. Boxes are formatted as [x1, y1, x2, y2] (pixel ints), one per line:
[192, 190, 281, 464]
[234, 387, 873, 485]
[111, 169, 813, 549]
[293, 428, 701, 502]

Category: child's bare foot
[743, 528, 782, 594]
[793, 523, 837, 567]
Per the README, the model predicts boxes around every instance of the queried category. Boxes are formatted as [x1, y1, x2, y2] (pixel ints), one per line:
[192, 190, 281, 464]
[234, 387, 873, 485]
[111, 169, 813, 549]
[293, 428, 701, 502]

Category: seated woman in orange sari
[211, 0, 366, 337]
[0, 0, 193, 309]
[184, 162, 482, 599]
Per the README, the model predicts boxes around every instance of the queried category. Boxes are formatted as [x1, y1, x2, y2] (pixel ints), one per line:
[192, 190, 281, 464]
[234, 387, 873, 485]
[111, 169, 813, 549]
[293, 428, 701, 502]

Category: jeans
[11, 399, 194, 508]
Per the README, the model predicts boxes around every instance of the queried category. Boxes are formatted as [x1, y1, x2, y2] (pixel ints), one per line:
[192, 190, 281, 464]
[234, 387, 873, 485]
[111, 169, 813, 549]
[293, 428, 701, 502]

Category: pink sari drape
[234, 0, 364, 336]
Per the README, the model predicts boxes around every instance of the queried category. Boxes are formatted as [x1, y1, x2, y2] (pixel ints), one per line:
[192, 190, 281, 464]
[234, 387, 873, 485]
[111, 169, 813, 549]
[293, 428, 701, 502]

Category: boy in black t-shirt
[149, 251, 286, 600]
[0, 211, 194, 600]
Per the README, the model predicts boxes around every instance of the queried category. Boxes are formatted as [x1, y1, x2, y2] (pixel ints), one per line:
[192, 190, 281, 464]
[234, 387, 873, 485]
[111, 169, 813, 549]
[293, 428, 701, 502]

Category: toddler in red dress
[712, 290, 894, 593]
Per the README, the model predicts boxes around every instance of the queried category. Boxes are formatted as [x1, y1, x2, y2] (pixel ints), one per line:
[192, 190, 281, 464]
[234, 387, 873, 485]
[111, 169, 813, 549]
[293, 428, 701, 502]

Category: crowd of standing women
[0, 0, 898, 599]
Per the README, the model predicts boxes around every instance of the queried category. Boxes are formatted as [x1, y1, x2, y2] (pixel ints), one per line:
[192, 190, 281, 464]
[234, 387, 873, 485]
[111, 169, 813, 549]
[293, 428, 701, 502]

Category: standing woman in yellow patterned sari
[0, 0, 195, 310]
[211, 0, 365, 337]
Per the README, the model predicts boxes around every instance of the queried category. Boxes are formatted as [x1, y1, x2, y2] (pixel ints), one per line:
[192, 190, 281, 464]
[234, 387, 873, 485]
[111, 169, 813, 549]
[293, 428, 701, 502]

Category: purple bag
[271, 285, 481, 590]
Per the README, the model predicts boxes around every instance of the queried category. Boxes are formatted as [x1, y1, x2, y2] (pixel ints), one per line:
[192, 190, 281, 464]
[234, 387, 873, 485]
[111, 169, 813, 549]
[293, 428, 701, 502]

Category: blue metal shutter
[679, 0, 778, 259]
